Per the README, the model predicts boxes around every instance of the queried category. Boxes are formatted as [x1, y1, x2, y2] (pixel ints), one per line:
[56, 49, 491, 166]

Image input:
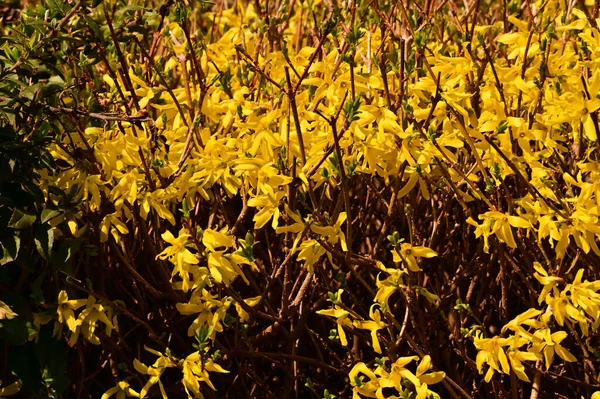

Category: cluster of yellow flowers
[349, 356, 445, 399]
[23, 0, 600, 396]
[476, 264, 600, 383]
[33, 291, 118, 347]
[103, 346, 229, 399]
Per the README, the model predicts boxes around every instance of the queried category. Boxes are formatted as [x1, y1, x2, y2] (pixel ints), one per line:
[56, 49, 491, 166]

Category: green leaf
[40, 209, 61, 224]
[34, 224, 54, 261]
[46, 75, 65, 91]
[47, 0, 68, 13]
[115, 4, 145, 19]
[0, 234, 20, 265]
[8, 208, 36, 229]
[20, 83, 40, 101]
[83, 16, 103, 41]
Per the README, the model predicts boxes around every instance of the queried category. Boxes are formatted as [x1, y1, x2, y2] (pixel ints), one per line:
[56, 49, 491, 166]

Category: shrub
[2, 0, 600, 398]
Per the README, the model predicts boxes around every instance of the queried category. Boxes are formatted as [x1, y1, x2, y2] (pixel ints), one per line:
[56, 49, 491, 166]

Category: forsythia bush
[2, 0, 600, 397]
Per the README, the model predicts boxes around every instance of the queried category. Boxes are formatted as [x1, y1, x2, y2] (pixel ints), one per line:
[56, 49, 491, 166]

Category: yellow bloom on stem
[565, 269, 600, 322]
[234, 295, 262, 323]
[473, 333, 511, 382]
[467, 211, 531, 252]
[296, 239, 326, 272]
[533, 262, 562, 304]
[316, 290, 353, 347]
[202, 228, 234, 252]
[101, 381, 140, 399]
[415, 355, 446, 385]
[134, 346, 177, 399]
[507, 349, 540, 382]
[317, 306, 353, 346]
[175, 289, 231, 339]
[530, 328, 577, 370]
[207, 251, 249, 285]
[275, 204, 308, 253]
[156, 229, 199, 292]
[310, 212, 348, 251]
[392, 243, 437, 272]
[56, 290, 86, 332]
[388, 356, 426, 391]
[181, 352, 229, 398]
[545, 290, 585, 327]
[247, 183, 285, 230]
[69, 296, 115, 346]
[411, 356, 447, 399]
[348, 362, 380, 399]
[100, 211, 130, 243]
[501, 308, 543, 340]
[368, 356, 445, 399]
[353, 305, 387, 354]
[374, 263, 407, 310]
[478, 211, 531, 249]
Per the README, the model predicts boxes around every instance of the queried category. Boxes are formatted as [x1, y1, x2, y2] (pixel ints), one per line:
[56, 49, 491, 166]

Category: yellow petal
[416, 356, 431, 377]
[419, 371, 446, 385]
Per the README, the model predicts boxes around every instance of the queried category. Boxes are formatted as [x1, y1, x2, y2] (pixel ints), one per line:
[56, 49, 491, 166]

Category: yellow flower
[316, 290, 354, 347]
[374, 263, 407, 310]
[533, 262, 563, 304]
[507, 349, 540, 382]
[296, 239, 326, 272]
[134, 346, 176, 399]
[101, 381, 140, 399]
[181, 352, 229, 398]
[275, 204, 308, 253]
[99, 211, 130, 243]
[353, 305, 387, 354]
[310, 212, 348, 251]
[202, 228, 234, 251]
[476, 211, 531, 249]
[388, 356, 424, 390]
[69, 296, 115, 346]
[234, 295, 261, 323]
[207, 251, 249, 286]
[247, 187, 285, 230]
[82, 174, 105, 211]
[176, 289, 230, 337]
[156, 229, 199, 292]
[56, 290, 86, 333]
[415, 355, 446, 386]
[530, 329, 577, 370]
[392, 243, 437, 272]
[473, 333, 511, 382]
[501, 308, 543, 340]
[348, 362, 380, 399]
[565, 269, 600, 322]
[545, 290, 585, 327]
